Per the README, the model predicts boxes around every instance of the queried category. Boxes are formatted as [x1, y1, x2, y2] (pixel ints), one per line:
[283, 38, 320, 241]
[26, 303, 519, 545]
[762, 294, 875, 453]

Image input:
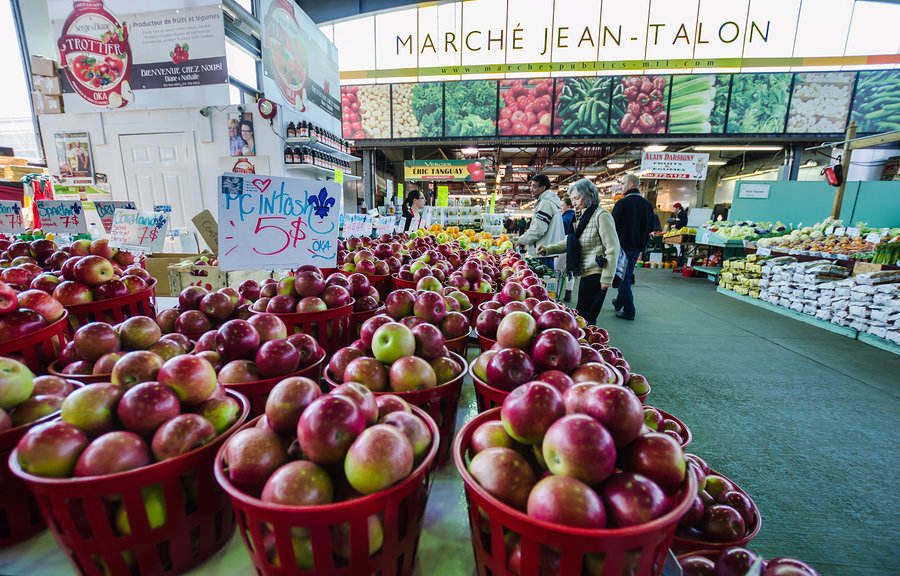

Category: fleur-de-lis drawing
[309, 187, 335, 219]
[71, 202, 82, 215]
[11, 204, 19, 215]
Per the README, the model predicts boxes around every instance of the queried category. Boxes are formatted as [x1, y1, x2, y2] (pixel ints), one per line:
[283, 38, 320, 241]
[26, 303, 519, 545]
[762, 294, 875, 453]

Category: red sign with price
[218, 173, 340, 271]
[35, 200, 88, 235]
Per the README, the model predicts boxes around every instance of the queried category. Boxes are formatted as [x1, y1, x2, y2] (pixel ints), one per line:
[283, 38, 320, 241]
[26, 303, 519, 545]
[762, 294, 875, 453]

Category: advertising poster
[553, 77, 612, 136]
[444, 80, 497, 138]
[54, 131, 93, 185]
[849, 70, 900, 134]
[228, 112, 255, 156]
[391, 82, 442, 139]
[341, 85, 390, 139]
[609, 76, 669, 135]
[640, 152, 709, 181]
[668, 75, 731, 134]
[498, 78, 553, 136]
[48, 0, 229, 112]
[726, 73, 792, 134]
[218, 173, 340, 270]
[787, 72, 855, 133]
[262, 0, 341, 134]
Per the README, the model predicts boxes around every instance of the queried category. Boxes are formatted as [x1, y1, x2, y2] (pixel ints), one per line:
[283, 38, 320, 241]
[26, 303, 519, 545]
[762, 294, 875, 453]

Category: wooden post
[831, 121, 856, 219]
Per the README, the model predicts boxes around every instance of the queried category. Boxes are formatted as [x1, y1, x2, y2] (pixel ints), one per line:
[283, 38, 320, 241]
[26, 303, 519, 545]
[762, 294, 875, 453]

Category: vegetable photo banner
[48, 0, 229, 112]
[217, 173, 340, 271]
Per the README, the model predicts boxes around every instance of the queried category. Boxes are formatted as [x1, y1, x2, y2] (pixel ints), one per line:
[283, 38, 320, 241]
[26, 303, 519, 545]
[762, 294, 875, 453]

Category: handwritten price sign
[94, 200, 137, 232]
[344, 214, 372, 238]
[218, 173, 340, 271]
[35, 200, 88, 235]
[374, 216, 397, 237]
[0, 201, 24, 234]
[109, 209, 169, 253]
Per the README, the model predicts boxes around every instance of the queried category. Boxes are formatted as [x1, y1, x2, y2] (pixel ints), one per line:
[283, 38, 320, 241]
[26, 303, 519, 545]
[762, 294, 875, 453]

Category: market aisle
[595, 269, 900, 576]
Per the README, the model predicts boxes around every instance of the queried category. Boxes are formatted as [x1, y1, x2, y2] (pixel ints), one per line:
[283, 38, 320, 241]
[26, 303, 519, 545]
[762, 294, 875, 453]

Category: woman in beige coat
[538, 178, 620, 325]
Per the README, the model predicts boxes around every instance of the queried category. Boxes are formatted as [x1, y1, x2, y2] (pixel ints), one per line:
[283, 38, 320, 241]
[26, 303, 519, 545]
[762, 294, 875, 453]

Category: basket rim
[0, 310, 68, 348]
[453, 407, 698, 538]
[653, 406, 692, 447]
[8, 389, 250, 486]
[671, 466, 762, 547]
[324, 350, 468, 398]
[472, 328, 497, 345]
[249, 300, 354, 319]
[65, 279, 158, 311]
[213, 404, 439, 513]
[220, 354, 326, 388]
[466, 356, 509, 398]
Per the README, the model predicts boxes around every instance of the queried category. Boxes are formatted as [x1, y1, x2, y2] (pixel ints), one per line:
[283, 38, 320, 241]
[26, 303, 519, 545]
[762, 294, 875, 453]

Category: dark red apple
[526, 475, 606, 528]
[500, 381, 564, 444]
[73, 322, 120, 362]
[175, 310, 212, 336]
[297, 395, 365, 465]
[601, 472, 668, 527]
[700, 504, 746, 541]
[486, 348, 534, 391]
[332, 382, 378, 425]
[73, 255, 115, 287]
[53, 280, 93, 305]
[255, 339, 300, 378]
[327, 347, 364, 382]
[117, 382, 181, 436]
[216, 319, 261, 361]
[541, 414, 616, 484]
[343, 357, 388, 392]
[15, 420, 89, 477]
[151, 414, 217, 461]
[624, 432, 686, 490]
[74, 431, 150, 476]
[467, 447, 535, 510]
[264, 376, 321, 435]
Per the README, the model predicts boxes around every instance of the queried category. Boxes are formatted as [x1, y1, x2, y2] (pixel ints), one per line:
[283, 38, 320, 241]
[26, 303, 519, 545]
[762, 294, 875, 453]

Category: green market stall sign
[404, 160, 486, 181]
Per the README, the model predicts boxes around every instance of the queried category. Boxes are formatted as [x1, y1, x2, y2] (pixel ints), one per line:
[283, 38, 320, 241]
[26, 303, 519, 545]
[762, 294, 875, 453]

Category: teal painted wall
[730, 180, 900, 227]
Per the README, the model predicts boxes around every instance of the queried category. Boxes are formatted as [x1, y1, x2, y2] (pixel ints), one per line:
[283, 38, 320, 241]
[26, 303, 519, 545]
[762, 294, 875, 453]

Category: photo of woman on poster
[229, 112, 256, 156]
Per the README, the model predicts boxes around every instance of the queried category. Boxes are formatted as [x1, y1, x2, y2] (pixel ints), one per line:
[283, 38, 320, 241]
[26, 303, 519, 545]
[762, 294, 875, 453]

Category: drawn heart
[251, 178, 271, 193]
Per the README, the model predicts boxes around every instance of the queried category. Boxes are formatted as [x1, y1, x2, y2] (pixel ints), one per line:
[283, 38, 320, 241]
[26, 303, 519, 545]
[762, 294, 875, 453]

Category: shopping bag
[612, 250, 627, 288]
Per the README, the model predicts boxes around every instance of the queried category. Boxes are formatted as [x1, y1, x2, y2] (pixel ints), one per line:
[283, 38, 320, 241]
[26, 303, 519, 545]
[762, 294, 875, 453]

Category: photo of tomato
[609, 75, 670, 135]
[498, 79, 554, 136]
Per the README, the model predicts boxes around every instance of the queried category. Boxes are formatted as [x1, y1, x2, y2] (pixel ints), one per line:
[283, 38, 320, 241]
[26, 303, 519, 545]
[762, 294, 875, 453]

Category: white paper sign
[218, 172, 340, 271]
[846, 227, 860, 238]
[834, 227, 846, 236]
[649, 252, 663, 263]
[344, 214, 372, 238]
[109, 209, 169, 253]
[36, 200, 88, 235]
[374, 216, 396, 237]
[94, 200, 136, 233]
[865, 233, 882, 244]
[0, 201, 24, 234]
[640, 152, 709, 180]
[738, 183, 771, 199]
[757, 247, 771, 256]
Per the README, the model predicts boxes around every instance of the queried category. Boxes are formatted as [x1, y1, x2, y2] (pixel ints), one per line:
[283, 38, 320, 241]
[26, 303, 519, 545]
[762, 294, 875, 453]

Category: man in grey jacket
[517, 174, 561, 267]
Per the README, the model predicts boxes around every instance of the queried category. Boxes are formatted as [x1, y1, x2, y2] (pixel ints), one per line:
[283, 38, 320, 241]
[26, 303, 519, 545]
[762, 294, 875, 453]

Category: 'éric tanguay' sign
[404, 160, 485, 181]
[218, 173, 340, 271]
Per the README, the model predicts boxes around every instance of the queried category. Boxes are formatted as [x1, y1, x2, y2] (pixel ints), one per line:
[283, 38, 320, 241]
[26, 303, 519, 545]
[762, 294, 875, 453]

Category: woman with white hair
[538, 178, 620, 325]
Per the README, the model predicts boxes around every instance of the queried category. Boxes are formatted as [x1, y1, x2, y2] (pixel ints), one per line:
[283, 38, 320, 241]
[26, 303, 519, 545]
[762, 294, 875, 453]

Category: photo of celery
[668, 74, 731, 134]
[850, 70, 900, 133]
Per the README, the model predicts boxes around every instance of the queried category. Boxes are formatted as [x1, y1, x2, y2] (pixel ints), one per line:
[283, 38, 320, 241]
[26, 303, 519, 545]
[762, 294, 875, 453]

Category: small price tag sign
[700, 230, 711, 243]
[109, 209, 169, 253]
[757, 246, 771, 256]
[35, 200, 87, 235]
[0, 201, 24, 234]
[825, 226, 835, 235]
[94, 200, 136, 232]
[334, 169, 344, 184]
[846, 227, 860, 238]
[218, 173, 340, 271]
[865, 233, 882, 244]
[374, 216, 395, 237]
[833, 227, 845, 236]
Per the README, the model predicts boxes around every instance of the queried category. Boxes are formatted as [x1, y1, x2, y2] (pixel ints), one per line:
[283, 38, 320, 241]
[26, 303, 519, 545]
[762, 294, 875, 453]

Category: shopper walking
[538, 179, 619, 325]
[517, 174, 563, 268]
[561, 196, 576, 235]
[611, 173, 654, 320]
[402, 188, 427, 232]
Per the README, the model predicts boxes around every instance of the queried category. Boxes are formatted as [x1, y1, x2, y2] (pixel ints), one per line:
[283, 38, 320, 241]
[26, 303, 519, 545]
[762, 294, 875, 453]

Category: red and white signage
[641, 152, 710, 180]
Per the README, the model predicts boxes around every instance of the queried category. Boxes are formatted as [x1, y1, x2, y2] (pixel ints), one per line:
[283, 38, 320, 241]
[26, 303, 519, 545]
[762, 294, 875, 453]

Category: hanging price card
[109, 209, 170, 253]
[845, 227, 860, 238]
[865, 233, 882, 244]
[374, 216, 395, 236]
[218, 172, 339, 271]
[756, 246, 771, 256]
[94, 200, 136, 232]
[0, 201, 24, 234]
[35, 200, 87, 235]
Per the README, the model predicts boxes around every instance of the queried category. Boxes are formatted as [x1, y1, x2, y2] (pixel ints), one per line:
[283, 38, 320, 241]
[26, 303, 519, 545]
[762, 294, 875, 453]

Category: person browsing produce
[538, 178, 620, 325]
[673, 203, 688, 230]
[517, 174, 564, 268]
[561, 196, 576, 235]
[612, 173, 655, 321]
[402, 189, 427, 232]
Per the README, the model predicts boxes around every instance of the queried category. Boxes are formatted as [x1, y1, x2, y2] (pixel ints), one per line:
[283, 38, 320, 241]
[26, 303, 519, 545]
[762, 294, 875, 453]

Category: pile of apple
[677, 453, 760, 544]
[466, 379, 691, 534]
[53, 317, 189, 377]
[247, 267, 357, 315]
[0, 280, 67, 346]
[337, 240, 399, 276]
[15, 354, 242, 484]
[475, 293, 578, 343]
[221, 380, 433, 568]
[328, 310, 464, 393]
[156, 284, 259, 338]
[0, 357, 80, 431]
[679, 546, 819, 576]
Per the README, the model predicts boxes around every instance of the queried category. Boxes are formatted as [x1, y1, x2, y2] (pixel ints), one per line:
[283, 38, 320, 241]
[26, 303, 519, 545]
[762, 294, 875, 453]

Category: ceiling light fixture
[461, 147, 479, 155]
[644, 145, 667, 152]
[694, 145, 783, 152]
[708, 160, 727, 166]
[606, 162, 625, 169]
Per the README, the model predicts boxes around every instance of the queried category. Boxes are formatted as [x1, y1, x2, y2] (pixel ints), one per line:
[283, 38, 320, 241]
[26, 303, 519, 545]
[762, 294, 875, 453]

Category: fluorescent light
[694, 145, 783, 152]
[644, 145, 668, 152]
[596, 181, 617, 188]
[607, 162, 625, 169]
[721, 168, 780, 181]
[708, 161, 727, 166]
[461, 147, 479, 155]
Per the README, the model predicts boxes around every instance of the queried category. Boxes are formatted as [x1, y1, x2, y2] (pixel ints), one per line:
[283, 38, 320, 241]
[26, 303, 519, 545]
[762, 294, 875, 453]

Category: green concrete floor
[1, 270, 897, 575]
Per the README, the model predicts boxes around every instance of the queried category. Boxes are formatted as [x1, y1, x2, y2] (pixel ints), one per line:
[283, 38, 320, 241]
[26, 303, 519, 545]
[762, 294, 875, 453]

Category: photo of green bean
[552, 77, 612, 136]
[849, 70, 900, 133]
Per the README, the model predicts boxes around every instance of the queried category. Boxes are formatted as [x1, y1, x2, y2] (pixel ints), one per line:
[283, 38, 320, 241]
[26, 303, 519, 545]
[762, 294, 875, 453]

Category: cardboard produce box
[167, 261, 272, 296]
[145, 253, 202, 296]
[30, 55, 57, 77]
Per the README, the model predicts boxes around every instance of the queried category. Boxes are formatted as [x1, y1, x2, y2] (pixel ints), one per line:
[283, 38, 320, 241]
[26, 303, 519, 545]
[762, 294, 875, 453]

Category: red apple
[216, 319, 261, 361]
[255, 339, 300, 378]
[475, 309, 502, 339]
[571, 362, 622, 386]
[500, 381, 564, 444]
[151, 414, 217, 461]
[93, 279, 128, 300]
[247, 313, 288, 343]
[217, 359, 261, 385]
[179, 286, 208, 310]
[16, 289, 64, 322]
[73, 322, 120, 361]
[601, 472, 668, 527]
[526, 475, 606, 528]
[53, 280, 93, 305]
[570, 384, 644, 447]
[175, 310, 211, 336]
[411, 323, 444, 360]
[157, 355, 218, 404]
[297, 395, 366, 465]
[496, 311, 536, 349]
[413, 290, 447, 324]
[332, 382, 378, 425]
[486, 348, 534, 391]
[389, 356, 436, 392]
[224, 427, 287, 492]
[624, 432, 686, 490]
[344, 424, 413, 494]
[74, 431, 150, 476]
[327, 347, 364, 382]
[264, 376, 321, 435]
[73, 255, 115, 287]
[0, 280, 17, 314]
[89, 238, 116, 259]
[375, 394, 411, 420]
[199, 291, 235, 320]
[542, 414, 616, 484]
[470, 420, 515, 454]
[322, 284, 352, 308]
[343, 357, 388, 392]
[467, 447, 535, 510]
[60, 382, 123, 436]
[384, 290, 414, 319]
[119, 316, 162, 350]
[117, 382, 181, 436]
[238, 279, 261, 301]
[531, 329, 581, 373]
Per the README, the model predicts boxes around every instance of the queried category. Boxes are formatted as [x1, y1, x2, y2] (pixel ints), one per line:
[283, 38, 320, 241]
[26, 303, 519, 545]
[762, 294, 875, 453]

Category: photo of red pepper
[609, 75, 669, 135]
[498, 78, 554, 136]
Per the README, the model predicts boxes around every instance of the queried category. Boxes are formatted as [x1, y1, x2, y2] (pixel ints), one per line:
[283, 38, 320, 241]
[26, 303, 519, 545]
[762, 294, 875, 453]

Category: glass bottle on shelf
[292, 146, 302, 164]
[303, 147, 313, 165]
[286, 121, 296, 139]
[284, 145, 293, 164]
[298, 121, 308, 139]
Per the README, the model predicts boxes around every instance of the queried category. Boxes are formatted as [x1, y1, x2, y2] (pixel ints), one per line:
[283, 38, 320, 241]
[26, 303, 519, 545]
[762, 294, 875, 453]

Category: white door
[118, 132, 202, 230]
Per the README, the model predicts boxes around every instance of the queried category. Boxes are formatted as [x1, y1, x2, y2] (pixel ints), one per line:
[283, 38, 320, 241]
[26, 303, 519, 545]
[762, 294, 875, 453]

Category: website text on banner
[109, 209, 170, 253]
[0, 201, 24, 234]
[35, 200, 88, 235]
[217, 173, 340, 271]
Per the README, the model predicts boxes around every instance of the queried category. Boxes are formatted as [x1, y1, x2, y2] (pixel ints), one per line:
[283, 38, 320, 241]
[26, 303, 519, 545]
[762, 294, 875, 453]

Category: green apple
[115, 483, 167, 535]
[370, 323, 415, 364]
[0, 357, 34, 409]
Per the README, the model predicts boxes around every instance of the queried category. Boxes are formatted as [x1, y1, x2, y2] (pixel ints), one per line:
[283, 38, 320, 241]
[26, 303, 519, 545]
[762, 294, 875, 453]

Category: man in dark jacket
[611, 174, 654, 320]
[673, 203, 688, 229]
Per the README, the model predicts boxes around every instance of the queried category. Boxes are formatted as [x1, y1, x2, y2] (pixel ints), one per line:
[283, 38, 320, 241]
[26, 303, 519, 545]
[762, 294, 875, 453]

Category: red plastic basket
[474, 329, 497, 353]
[366, 274, 392, 301]
[214, 406, 439, 575]
[654, 408, 692, 448]
[324, 351, 466, 467]
[221, 355, 326, 418]
[390, 274, 416, 290]
[454, 408, 698, 576]
[0, 390, 81, 549]
[461, 304, 477, 325]
[444, 329, 471, 357]
[671, 468, 761, 554]
[468, 361, 510, 413]
[350, 306, 385, 340]
[0, 311, 69, 374]
[9, 389, 250, 576]
[253, 302, 353, 354]
[65, 280, 158, 331]
[459, 287, 495, 311]
[47, 361, 110, 385]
